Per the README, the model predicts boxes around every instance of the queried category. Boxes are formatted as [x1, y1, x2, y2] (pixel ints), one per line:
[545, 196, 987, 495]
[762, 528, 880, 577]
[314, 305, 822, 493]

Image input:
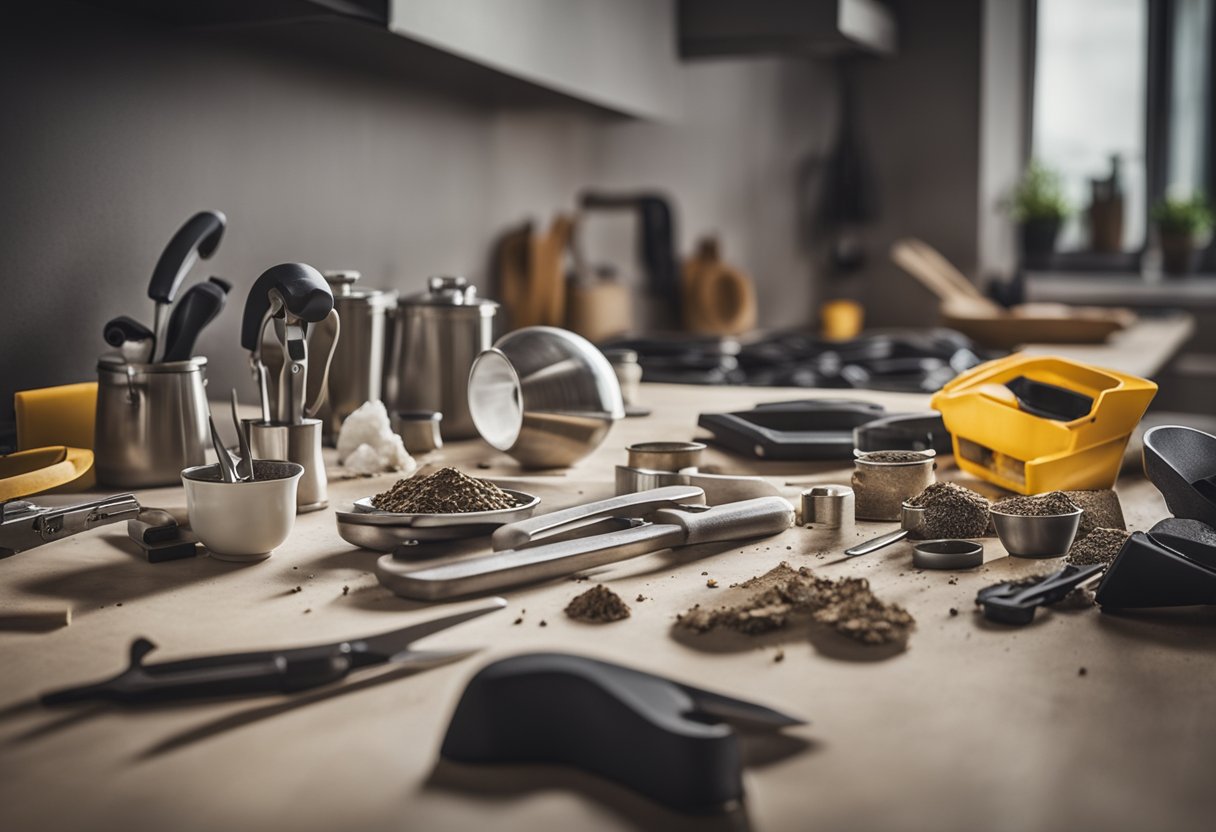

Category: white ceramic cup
[181, 460, 304, 562]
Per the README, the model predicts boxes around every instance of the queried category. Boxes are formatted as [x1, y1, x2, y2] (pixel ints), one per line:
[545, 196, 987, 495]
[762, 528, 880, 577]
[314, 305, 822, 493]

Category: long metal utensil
[208, 413, 239, 483]
[231, 388, 255, 481]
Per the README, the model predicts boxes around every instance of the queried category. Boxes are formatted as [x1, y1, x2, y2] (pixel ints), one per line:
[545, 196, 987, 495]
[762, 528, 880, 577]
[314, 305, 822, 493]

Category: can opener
[376, 485, 795, 600]
[0, 494, 141, 558]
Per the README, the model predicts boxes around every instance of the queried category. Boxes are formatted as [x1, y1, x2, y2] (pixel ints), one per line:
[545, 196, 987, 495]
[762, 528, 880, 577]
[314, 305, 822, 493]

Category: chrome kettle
[384, 276, 497, 440]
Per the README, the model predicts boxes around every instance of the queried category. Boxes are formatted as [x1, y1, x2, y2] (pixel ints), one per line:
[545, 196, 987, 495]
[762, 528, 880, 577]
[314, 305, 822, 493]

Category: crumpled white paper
[336, 400, 416, 475]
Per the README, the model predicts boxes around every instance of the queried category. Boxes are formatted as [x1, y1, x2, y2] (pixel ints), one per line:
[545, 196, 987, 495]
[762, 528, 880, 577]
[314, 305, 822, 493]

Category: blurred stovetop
[601, 328, 991, 393]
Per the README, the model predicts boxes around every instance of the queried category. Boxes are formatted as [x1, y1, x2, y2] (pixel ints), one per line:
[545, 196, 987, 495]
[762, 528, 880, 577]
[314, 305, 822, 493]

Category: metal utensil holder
[246, 418, 327, 513]
[95, 356, 209, 487]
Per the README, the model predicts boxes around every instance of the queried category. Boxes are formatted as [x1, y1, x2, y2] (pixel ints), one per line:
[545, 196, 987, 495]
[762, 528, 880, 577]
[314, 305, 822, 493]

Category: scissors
[41, 598, 505, 706]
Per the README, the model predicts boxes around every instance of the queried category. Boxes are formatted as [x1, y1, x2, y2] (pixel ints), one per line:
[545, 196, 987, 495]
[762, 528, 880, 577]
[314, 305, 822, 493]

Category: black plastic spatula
[148, 210, 226, 359]
[160, 277, 231, 362]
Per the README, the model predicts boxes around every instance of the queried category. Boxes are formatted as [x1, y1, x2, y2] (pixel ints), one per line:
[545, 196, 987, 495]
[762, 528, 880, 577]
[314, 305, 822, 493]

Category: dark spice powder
[1067, 527, 1130, 566]
[907, 481, 991, 539]
[992, 491, 1079, 517]
[565, 585, 631, 623]
[1062, 490, 1126, 537]
[859, 450, 932, 464]
[371, 467, 518, 514]
[676, 562, 915, 646]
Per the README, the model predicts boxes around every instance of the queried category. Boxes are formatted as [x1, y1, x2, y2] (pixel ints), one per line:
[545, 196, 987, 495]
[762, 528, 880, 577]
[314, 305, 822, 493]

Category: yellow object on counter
[13, 381, 98, 490]
[0, 446, 95, 501]
[930, 355, 1156, 494]
[820, 299, 865, 341]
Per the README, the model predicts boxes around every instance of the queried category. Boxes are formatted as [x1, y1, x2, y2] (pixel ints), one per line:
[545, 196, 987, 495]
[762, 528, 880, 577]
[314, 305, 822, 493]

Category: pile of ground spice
[1062, 490, 1126, 537]
[1067, 527, 1130, 566]
[370, 467, 518, 513]
[676, 562, 915, 646]
[860, 450, 932, 463]
[906, 481, 990, 539]
[992, 491, 1080, 517]
[565, 585, 631, 623]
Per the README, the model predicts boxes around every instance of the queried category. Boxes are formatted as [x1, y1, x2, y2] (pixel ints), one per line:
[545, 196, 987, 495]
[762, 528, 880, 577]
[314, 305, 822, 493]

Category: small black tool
[102, 315, 154, 349]
[441, 653, 805, 814]
[976, 564, 1105, 625]
[697, 399, 886, 460]
[41, 598, 504, 705]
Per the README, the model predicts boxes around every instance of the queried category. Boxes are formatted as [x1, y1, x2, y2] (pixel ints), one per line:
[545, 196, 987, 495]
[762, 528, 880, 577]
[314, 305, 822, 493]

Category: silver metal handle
[615, 466, 780, 503]
[651, 496, 794, 545]
[491, 485, 705, 551]
[844, 528, 909, 557]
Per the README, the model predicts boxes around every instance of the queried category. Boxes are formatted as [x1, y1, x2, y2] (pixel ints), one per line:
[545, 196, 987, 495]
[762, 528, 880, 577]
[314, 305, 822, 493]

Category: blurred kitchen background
[2, 0, 1213, 437]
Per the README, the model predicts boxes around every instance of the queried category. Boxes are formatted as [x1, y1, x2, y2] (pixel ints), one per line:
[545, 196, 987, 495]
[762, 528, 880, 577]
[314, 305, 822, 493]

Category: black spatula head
[441, 652, 804, 815]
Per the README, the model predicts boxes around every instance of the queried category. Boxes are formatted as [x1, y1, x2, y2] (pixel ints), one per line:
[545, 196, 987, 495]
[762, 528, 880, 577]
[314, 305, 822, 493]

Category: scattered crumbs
[786, 546, 792, 550]
[292, 566, 298, 570]
[706, 578, 719, 588]
[513, 617, 523, 626]
[307, 574, 315, 580]
[539, 620, 548, 627]
[290, 586, 302, 594]
[116, 603, 123, 607]
[342, 585, 350, 596]
[701, 571, 709, 576]
[948, 578, 957, 585]
[636, 594, 647, 603]
[1078, 667, 1087, 677]
[476, 461, 492, 469]
[773, 649, 785, 663]
[949, 607, 959, 617]
[304, 608, 312, 614]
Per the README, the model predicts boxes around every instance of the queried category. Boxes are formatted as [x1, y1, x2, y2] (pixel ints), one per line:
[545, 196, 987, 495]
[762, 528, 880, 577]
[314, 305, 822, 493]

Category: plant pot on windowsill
[1020, 217, 1062, 270]
[1159, 230, 1209, 276]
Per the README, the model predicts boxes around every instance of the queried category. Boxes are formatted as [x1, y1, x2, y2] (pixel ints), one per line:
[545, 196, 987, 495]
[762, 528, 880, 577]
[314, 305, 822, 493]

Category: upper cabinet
[679, 0, 897, 59]
[388, 0, 681, 120]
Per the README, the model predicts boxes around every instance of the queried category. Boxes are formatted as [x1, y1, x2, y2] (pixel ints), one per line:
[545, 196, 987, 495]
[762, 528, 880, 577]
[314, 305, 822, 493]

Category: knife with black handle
[160, 277, 232, 362]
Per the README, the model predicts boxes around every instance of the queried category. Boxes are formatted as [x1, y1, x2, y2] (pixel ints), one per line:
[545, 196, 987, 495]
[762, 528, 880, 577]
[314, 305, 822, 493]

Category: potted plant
[1153, 193, 1213, 276]
[1011, 160, 1070, 269]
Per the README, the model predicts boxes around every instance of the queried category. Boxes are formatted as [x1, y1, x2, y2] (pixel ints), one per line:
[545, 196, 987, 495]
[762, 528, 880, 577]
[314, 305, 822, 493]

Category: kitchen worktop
[1, 382, 1213, 832]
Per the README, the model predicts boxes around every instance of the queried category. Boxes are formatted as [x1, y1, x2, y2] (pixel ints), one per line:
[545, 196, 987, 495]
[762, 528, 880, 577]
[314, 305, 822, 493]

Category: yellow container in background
[820, 299, 864, 341]
[930, 355, 1156, 494]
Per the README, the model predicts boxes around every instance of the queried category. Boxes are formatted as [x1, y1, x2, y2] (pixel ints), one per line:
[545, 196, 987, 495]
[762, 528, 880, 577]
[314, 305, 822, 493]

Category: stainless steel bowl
[990, 507, 1083, 558]
[468, 326, 625, 469]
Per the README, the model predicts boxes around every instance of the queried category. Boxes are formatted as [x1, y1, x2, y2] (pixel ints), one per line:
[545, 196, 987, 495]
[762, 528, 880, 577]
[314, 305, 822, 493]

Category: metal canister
[384, 275, 497, 440]
[320, 270, 392, 441]
[94, 356, 209, 487]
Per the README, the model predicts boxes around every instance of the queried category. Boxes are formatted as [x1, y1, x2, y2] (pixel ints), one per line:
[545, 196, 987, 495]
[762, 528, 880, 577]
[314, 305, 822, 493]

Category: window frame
[1025, 0, 1216, 274]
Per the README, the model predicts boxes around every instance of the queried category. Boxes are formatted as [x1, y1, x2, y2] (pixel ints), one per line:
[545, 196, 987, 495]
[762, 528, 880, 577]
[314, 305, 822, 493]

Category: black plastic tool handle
[147, 211, 227, 303]
[160, 278, 232, 362]
[40, 637, 356, 705]
[240, 263, 334, 351]
[103, 315, 154, 347]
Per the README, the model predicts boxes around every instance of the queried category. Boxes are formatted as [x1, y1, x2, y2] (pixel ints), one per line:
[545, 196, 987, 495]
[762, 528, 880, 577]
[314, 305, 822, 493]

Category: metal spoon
[208, 413, 239, 484]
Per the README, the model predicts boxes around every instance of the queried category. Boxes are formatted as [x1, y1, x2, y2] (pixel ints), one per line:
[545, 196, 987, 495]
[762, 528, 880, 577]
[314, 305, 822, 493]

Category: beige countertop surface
[1, 380, 1213, 832]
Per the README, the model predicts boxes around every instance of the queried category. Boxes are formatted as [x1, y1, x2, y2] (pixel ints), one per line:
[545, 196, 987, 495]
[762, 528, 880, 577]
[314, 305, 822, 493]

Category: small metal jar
[851, 451, 936, 521]
[384, 276, 497, 440]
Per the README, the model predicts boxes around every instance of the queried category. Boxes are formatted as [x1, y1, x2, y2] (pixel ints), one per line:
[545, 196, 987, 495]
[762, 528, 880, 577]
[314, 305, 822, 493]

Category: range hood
[679, 0, 897, 58]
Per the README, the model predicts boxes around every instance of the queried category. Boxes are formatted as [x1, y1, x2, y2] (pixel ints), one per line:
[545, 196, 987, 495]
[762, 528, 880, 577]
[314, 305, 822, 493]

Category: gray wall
[0, 1, 985, 430]
[0, 1, 833, 428]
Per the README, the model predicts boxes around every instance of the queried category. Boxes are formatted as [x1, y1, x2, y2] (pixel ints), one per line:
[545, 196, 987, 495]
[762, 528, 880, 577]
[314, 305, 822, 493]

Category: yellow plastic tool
[930, 355, 1156, 494]
[0, 446, 95, 501]
[13, 381, 98, 491]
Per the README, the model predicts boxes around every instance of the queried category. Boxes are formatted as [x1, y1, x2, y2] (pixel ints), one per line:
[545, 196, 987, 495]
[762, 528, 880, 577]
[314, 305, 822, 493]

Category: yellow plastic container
[929, 355, 1156, 494]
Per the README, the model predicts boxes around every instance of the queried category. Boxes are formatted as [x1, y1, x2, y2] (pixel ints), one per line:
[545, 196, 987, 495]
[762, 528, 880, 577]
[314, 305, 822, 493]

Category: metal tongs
[377, 486, 796, 600]
[1, 494, 141, 558]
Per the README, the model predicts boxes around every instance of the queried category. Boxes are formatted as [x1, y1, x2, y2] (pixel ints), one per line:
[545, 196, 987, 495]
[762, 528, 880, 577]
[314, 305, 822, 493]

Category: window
[1028, 0, 1215, 271]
